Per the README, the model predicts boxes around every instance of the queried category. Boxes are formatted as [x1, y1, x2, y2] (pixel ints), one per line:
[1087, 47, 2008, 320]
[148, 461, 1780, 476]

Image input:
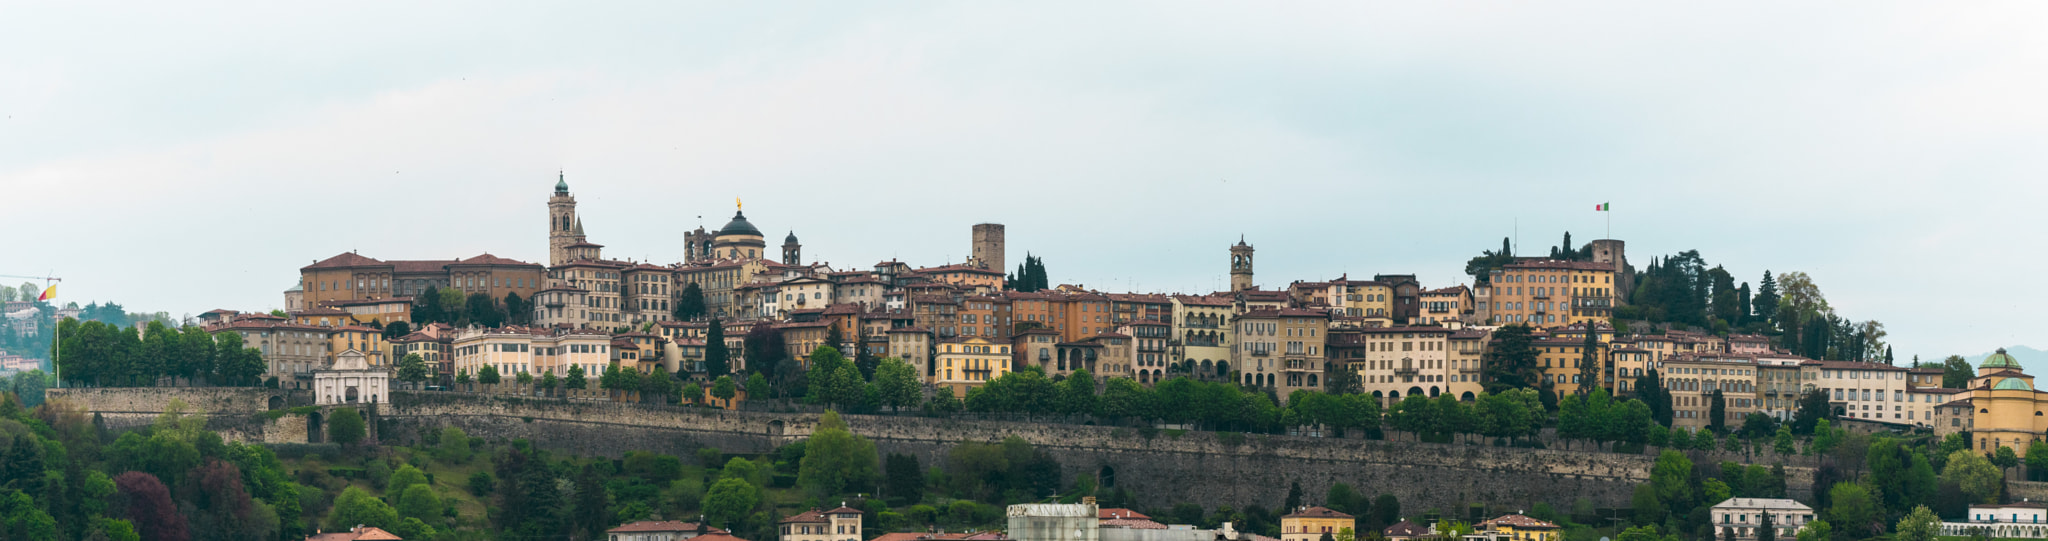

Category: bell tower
[548, 172, 582, 267]
[1230, 237, 1255, 291]
[782, 231, 802, 266]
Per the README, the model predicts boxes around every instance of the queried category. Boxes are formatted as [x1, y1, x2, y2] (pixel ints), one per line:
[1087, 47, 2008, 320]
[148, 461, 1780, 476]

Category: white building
[1711, 498, 1814, 541]
[1941, 503, 2048, 539]
[314, 349, 389, 405]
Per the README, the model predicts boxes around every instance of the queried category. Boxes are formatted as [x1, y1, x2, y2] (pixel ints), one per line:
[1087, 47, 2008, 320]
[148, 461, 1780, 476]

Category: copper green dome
[1983, 348, 2022, 370]
[554, 172, 569, 193]
[718, 211, 762, 237]
[1995, 377, 2034, 391]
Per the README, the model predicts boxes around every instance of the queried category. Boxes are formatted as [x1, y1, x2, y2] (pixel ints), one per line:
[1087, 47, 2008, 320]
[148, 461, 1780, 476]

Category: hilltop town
[20, 178, 2045, 541]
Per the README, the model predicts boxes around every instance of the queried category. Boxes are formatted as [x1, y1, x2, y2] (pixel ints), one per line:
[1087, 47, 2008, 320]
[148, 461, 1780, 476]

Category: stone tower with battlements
[1230, 237, 1255, 291]
[547, 173, 584, 267]
[970, 223, 1005, 271]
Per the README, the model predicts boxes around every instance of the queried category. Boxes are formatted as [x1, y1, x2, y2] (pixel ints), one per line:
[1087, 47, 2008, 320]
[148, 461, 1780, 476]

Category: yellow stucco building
[935, 337, 1011, 398]
[1280, 506, 1354, 541]
[1952, 349, 2048, 456]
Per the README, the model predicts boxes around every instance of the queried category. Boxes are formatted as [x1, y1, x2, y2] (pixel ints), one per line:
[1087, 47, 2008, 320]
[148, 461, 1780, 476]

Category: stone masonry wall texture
[55, 388, 1816, 512]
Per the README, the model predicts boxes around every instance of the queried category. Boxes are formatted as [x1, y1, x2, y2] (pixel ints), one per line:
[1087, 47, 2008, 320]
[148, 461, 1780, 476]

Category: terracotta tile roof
[1799, 359, 1908, 371]
[606, 521, 725, 533]
[872, 534, 969, 541]
[1384, 520, 1430, 537]
[1101, 518, 1169, 529]
[779, 507, 857, 523]
[454, 253, 539, 267]
[1283, 506, 1352, 519]
[1360, 326, 1455, 335]
[888, 327, 932, 334]
[1098, 508, 1151, 520]
[304, 252, 385, 270]
[1172, 295, 1233, 307]
[1480, 514, 1558, 530]
[1501, 260, 1615, 272]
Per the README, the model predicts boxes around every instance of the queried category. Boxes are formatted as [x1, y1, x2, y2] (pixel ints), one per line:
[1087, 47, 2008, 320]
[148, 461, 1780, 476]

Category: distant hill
[1963, 345, 2048, 366]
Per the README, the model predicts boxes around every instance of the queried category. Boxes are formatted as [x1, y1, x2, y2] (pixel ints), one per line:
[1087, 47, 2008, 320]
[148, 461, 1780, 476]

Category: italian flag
[1594, 202, 1610, 211]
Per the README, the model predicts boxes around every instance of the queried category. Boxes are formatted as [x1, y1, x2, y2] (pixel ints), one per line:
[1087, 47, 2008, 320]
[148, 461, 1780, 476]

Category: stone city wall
[55, 388, 1816, 512]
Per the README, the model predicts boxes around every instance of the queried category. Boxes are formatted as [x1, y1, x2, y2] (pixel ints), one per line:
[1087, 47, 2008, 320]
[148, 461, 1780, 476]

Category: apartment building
[935, 336, 1011, 398]
[1802, 360, 1910, 422]
[1485, 260, 1617, 328]
[1661, 354, 1762, 430]
[1352, 326, 1454, 403]
[1232, 308, 1329, 399]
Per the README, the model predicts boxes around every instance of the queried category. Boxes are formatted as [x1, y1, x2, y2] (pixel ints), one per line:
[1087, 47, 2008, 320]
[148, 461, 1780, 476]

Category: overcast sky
[3, 2, 2042, 359]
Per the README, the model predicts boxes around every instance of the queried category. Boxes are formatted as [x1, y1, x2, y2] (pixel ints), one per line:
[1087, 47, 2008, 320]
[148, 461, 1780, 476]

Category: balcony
[1394, 367, 1418, 377]
[1250, 350, 1270, 357]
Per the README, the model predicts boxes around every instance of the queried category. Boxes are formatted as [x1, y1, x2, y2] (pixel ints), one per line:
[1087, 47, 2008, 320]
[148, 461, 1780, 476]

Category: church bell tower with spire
[548, 172, 583, 267]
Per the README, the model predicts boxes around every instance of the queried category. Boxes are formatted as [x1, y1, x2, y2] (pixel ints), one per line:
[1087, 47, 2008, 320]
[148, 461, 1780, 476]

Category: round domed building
[1956, 348, 2048, 456]
[710, 210, 766, 260]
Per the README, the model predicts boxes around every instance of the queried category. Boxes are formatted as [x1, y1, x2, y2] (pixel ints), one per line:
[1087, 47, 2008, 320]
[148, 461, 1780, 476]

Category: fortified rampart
[51, 388, 1819, 512]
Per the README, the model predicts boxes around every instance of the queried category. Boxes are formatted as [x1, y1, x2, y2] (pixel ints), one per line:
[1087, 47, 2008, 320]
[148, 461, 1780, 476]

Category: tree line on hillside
[410, 286, 530, 329]
[54, 319, 266, 388]
[1462, 234, 1890, 364]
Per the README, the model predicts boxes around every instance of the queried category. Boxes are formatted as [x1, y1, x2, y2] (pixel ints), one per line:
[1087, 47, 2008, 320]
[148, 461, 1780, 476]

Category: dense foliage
[55, 319, 265, 388]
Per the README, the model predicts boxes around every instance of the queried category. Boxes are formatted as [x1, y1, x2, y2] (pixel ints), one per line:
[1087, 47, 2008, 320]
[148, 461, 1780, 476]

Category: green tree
[465, 292, 504, 328]
[704, 319, 729, 377]
[1940, 355, 1973, 389]
[1944, 450, 2002, 503]
[1708, 390, 1727, 434]
[684, 382, 706, 404]
[675, 282, 707, 321]
[326, 486, 400, 533]
[478, 364, 501, 385]
[396, 353, 428, 389]
[1795, 520, 1831, 541]
[1757, 508, 1777, 541]
[1753, 271, 1780, 327]
[566, 364, 587, 390]
[503, 292, 529, 326]
[884, 453, 924, 506]
[797, 411, 880, 498]
[1058, 368, 1098, 416]
[704, 478, 758, 528]
[1995, 445, 2022, 476]
[516, 369, 534, 387]
[387, 464, 429, 494]
[1483, 324, 1540, 392]
[875, 358, 922, 412]
[1650, 450, 1694, 511]
[540, 371, 558, 396]
[2028, 440, 2048, 481]
[747, 372, 771, 400]
[328, 408, 366, 446]
[1894, 505, 1939, 541]
[712, 375, 737, 401]
[1576, 326, 1602, 396]
[1774, 425, 1796, 455]
[436, 427, 472, 463]
[396, 484, 442, 523]
[1826, 483, 1879, 540]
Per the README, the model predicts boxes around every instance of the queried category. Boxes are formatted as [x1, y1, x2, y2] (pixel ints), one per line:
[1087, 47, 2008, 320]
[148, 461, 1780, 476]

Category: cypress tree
[704, 319, 729, 378]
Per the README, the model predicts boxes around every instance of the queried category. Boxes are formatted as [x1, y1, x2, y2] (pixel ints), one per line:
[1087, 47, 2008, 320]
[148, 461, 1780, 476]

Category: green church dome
[1995, 377, 2034, 391]
[1983, 348, 2022, 370]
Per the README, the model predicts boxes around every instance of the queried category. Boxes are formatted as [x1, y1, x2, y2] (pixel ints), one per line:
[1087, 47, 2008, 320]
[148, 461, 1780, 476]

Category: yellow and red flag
[36, 285, 54, 302]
